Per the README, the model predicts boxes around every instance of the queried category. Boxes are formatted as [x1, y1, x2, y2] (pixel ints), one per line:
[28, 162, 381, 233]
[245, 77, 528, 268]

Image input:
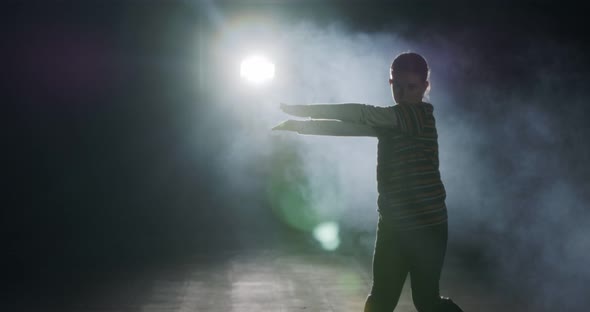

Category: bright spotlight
[313, 222, 340, 251]
[240, 55, 275, 84]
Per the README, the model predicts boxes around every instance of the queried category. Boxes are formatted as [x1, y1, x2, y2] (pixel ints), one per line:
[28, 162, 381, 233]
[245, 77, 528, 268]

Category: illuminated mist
[8, 1, 588, 311]
[196, 6, 590, 311]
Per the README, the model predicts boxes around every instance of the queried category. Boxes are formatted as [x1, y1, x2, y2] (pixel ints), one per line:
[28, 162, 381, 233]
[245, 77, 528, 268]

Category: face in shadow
[389, 71, 429, 104]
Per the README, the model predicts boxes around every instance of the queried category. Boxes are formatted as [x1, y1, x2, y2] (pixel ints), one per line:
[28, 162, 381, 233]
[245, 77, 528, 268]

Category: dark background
[4, 0, 589, 306]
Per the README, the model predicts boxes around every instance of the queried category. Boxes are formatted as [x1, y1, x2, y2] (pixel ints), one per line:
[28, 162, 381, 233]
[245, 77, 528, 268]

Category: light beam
[240, 55, 275, 84]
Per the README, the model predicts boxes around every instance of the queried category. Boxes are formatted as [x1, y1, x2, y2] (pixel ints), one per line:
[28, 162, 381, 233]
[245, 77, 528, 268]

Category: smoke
[207, 21, 409, 245]
[202, 13, 590, 310]
[425, 36, 590, 310]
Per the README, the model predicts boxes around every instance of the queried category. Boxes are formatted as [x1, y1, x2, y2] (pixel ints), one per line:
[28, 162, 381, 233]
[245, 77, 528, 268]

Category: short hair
[390, 52, 430, 82]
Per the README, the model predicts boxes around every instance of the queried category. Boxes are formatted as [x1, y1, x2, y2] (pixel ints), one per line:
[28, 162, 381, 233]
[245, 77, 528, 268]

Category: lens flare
[313, 222, 340, 251]
[240, 55, 275, 84]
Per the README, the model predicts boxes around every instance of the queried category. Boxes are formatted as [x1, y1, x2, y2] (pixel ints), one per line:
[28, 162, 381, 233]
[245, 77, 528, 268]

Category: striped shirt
[289, 102, 447, 231]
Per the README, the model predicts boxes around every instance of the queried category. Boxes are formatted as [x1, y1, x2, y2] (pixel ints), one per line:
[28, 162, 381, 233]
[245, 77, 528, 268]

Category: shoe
[439, 296, 464, 312]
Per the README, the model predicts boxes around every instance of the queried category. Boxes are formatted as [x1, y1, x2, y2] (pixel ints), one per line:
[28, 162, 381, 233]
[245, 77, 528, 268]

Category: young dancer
[273, 52, 464, 312]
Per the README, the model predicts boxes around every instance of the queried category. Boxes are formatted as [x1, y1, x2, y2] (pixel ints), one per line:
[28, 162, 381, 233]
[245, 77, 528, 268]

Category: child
[273, 52, 464, 312]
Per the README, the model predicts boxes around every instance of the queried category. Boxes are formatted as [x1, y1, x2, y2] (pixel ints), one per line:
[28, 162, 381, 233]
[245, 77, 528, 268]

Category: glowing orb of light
[313, 222, 340, 251]
[240, 55, 275, 84]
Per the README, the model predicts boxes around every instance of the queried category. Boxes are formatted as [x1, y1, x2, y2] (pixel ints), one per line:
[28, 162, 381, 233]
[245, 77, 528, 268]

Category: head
[389, 52, 430, 104]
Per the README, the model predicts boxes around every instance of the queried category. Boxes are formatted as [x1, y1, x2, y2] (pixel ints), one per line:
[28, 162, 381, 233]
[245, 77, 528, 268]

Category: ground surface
[6, 243, 526, 312]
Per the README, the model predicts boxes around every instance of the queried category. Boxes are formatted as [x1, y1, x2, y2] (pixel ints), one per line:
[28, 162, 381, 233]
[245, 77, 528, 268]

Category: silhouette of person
[273, 52, 464, 312]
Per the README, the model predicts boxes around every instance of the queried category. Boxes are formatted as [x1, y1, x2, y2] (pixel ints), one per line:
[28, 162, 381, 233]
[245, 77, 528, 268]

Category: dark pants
[364, 218, 463, 312]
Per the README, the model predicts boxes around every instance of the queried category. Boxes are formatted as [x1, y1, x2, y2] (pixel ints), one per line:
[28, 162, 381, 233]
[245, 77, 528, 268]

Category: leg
[406, 222, 450, 312]
[364, 217, 409, 312]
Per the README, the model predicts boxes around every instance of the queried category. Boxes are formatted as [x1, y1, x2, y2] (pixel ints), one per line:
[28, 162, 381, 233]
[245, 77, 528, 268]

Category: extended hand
[280, 103, 309, 117]
[271, 119, 302, 132]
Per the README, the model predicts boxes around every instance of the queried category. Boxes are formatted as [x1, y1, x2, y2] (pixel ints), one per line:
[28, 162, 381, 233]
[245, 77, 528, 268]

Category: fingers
[280, 103, 310, 118]
[271, 123, 285, 131]
[272, 120, 289, 131]
[271, 120, 299, 132]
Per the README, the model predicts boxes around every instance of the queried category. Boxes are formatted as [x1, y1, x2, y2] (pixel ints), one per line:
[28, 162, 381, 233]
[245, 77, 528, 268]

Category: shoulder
[417, 102, 434, 109]
[393, 102, 434, 112]
[418, 101, 434, 111]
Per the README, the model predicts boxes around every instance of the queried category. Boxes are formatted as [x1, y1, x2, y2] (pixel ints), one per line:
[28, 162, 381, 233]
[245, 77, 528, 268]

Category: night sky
[5, 1, 590, 309]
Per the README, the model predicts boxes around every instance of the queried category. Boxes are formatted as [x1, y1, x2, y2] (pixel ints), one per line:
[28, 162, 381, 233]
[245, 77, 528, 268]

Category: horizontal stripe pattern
[375, 102, 447, 231]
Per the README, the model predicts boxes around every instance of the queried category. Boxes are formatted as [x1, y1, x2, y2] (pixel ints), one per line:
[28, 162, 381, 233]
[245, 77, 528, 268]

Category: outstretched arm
[280, 102, 431, 135]
[272, 119, 378, 137]
[280, 103, 396, 127]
